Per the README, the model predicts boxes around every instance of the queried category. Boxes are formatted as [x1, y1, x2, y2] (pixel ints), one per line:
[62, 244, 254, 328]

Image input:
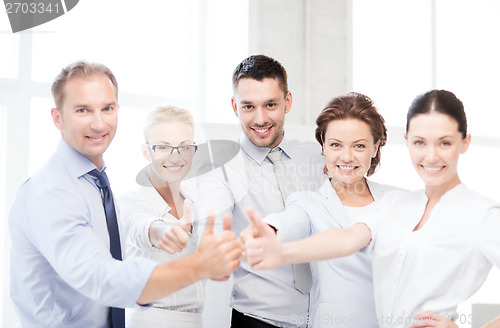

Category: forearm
[137, 253, 205, 305]
[482, 317, 500, 328]
[282, 223, 372, 264]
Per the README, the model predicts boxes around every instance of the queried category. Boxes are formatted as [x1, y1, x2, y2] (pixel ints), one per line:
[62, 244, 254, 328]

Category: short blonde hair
[51, 61, 118, 110]
[143, 105, 194, 143]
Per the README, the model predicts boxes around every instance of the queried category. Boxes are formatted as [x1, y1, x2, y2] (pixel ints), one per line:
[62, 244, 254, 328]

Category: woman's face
[144, 121, 195, 184]
[406, 112, 470, 190]
[324, 119, 379, 189]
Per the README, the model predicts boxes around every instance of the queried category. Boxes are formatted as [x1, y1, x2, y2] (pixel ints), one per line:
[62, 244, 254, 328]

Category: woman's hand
[240, 207, 285, 270]
[151, 200, 192, 254]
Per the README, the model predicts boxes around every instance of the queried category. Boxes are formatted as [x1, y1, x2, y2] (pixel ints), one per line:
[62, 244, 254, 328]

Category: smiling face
[406, 112, 470, 191]
[324, 119, 379, 188]
[144, 121, 195, 185]
[51, 74, 118, 169]
[232, 77, 291, 149]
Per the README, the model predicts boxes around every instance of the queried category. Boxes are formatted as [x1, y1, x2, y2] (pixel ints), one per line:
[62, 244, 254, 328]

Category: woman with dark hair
[244, 90, 500, 328]
[245, 92, 401, 328]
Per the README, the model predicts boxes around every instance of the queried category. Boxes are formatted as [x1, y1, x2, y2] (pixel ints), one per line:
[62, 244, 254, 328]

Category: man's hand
[195, 212, 241, 280]
[240, 207, 284, 270]
[152, 199, 192, 254]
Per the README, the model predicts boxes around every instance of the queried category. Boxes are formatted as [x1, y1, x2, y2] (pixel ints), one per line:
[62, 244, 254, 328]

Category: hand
[154, 200, 192, 254]
[241, 207, 284, 270]
[410, 312, 458, 328]
[239, 217, 260, 262]
[195, 212, 241, 280]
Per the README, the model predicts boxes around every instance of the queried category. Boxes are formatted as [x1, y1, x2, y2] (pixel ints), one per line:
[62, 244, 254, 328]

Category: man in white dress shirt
[196, 55, 325, 327]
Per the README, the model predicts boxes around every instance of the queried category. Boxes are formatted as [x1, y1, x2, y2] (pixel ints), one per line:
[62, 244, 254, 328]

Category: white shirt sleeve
[478, 205, 500, 267]
[264, 193, 311, 243]
[357, 202, 383, 253]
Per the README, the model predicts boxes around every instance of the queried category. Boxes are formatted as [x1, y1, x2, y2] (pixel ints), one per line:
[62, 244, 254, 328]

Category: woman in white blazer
[244, 90, 500, 328]
[261, 92, 400, 328]
[119, 105, 204, 328]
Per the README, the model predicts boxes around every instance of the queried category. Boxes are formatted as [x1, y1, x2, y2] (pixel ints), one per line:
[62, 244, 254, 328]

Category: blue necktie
[88, 169, 125, 328]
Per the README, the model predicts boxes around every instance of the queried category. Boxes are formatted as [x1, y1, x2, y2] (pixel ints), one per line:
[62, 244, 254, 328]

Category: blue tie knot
[88, 169, 110, 189]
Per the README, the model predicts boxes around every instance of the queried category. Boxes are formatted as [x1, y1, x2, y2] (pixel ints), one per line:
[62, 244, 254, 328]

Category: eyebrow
[72, 102, 117, 108]
[239, 98, 280, 104]
[327, 138, 369, 143]
[153, 140, 192, 145]
[411, 135, 454, 140]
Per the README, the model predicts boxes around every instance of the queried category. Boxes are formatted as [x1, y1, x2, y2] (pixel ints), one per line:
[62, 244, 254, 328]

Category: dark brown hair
[406, 89, 467, 138]
[315, 92, 387, 176]
[232, 54, 288, 96]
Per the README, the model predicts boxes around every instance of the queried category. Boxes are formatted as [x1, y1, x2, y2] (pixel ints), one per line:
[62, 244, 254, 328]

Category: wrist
[189, 250, 210, 280]
[281, 242, 294, 265]
[149, 220, 169, 248]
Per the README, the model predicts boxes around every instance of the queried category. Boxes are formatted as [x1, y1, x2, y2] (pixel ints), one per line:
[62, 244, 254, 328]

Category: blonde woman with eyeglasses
[119, 105, 204, 328]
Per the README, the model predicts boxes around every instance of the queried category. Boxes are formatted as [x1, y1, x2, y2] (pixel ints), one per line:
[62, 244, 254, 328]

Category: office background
[1, 0, 499, 327]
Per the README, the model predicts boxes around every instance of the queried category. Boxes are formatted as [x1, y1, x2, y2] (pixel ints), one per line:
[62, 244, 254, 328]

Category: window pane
[352, 0, 433, 127]
[31, 0, 192, 99]
[106, 106, 150, 196]
[29, 98, 59, 175]
[0, 33, 19, 79]
[436, 0, 500, 138]
[204, 0, 249, 124]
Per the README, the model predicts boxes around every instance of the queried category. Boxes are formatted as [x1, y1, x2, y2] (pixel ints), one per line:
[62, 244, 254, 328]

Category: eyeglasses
[147, 144, 198, 156]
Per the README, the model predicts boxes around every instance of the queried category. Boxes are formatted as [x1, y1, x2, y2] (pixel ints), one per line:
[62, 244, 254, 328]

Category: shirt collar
[140, 173, 195, 215]
[54, 139, 104, 178]
[319, 178, 386, 202]
[238, 132, 294, 165]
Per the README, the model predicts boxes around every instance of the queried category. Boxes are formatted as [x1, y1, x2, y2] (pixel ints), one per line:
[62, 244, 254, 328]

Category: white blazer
[266, 179, 401, 328]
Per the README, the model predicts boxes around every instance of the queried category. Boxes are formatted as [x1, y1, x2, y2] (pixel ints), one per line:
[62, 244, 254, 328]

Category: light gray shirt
[195, 133, 325, 327]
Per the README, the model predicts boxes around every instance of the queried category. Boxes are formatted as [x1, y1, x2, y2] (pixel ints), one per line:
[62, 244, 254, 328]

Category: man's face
[232, 77, 291, 148]
[51, 74, 118, 169]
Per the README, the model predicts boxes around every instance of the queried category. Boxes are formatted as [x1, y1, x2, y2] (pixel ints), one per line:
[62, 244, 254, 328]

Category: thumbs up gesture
[152, 199, 193, 254]
[240, 207, 284, 270]
[195, 212, 241, 280]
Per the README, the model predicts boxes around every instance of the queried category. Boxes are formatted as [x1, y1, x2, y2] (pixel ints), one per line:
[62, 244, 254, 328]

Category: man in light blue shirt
[8, 61, 241, 328]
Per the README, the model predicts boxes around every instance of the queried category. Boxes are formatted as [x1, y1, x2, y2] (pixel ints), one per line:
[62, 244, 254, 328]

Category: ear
[284, 91, 292, 114]
[461, 134, 471, 154]
[373, 140, 381, 158]
[51, 108, 63, 131]
[231, 97, 239, 118]
[142, 144, 152, 162]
